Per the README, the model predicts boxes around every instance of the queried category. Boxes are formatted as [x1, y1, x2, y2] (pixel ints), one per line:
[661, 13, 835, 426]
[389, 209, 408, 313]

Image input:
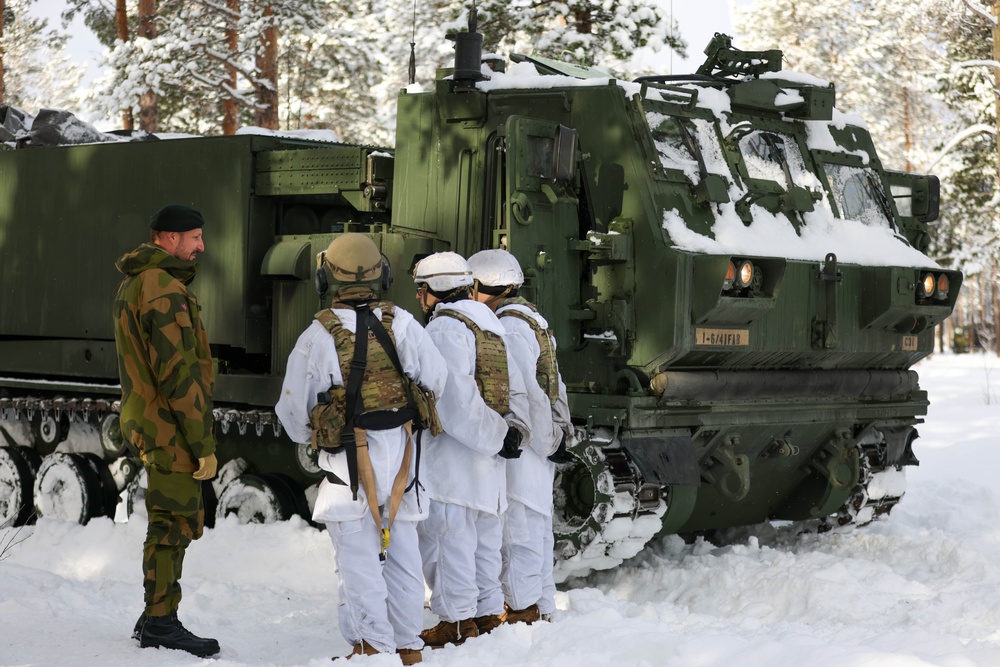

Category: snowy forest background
[2, 0, 998, 353]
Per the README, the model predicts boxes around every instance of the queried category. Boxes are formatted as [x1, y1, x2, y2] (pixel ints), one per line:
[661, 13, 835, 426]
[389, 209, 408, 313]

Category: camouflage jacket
[113, 243, 216, 472]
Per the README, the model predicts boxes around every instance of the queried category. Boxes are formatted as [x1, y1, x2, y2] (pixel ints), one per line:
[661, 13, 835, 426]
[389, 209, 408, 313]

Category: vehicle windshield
[824, 163, 894, 227]
[739, 130, 815, 190]
[646, 113, 728, 184]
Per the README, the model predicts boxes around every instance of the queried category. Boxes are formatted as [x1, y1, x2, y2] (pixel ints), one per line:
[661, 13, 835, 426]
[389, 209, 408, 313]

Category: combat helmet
[412, 251, 474, 293]
[468, 248, 523, 303]
[315, 233, 390, 299]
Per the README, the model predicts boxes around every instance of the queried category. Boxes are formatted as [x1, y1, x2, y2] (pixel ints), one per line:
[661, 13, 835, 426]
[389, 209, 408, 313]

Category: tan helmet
[315, 233, 384, 296]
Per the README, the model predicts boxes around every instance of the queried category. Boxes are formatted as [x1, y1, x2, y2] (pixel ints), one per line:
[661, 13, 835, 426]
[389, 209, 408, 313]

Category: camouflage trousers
[142, 464, 205, 617]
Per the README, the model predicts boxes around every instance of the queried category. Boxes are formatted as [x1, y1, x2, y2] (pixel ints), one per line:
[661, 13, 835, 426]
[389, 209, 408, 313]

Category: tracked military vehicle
[0, 20, 960, 581]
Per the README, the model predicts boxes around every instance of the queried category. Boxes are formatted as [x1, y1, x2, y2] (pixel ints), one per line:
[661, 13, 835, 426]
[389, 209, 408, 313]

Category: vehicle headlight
[736, 260, 754, 288]
[919, 272, 936, 299]
[935, 273, 949, 300]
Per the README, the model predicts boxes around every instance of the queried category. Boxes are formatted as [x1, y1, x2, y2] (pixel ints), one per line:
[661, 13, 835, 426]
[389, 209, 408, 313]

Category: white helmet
[412, 251, 474, 292]
[468, 249, 524, 288]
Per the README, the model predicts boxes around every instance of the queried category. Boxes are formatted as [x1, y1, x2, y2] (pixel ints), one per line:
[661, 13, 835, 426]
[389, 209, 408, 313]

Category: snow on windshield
[644, 114, 729, 184]
[824, 164, 893, 226]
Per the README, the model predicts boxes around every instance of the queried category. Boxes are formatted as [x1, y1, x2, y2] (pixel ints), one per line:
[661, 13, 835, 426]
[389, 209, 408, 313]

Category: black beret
[149, 204, 205, 232]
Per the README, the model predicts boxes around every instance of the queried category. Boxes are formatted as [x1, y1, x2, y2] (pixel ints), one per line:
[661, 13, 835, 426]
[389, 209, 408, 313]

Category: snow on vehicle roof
[474, 59, 936, 269]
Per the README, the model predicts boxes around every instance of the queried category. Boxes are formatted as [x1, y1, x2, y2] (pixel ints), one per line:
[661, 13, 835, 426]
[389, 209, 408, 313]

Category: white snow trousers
[539, 518, 555, 615]
[418, 500, 504, 621]
[500, 499, 556, 613]
[326, 517, 424, 653]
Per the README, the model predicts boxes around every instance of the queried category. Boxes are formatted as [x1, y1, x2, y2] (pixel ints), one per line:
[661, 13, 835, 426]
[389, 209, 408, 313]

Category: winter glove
[498, 427, 523, 459]
[548, 432, 576, 464]
[192, 453, 218, 481]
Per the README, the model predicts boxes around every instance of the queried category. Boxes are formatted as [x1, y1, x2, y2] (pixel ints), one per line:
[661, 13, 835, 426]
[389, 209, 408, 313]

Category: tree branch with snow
[928, 123, 998, 171]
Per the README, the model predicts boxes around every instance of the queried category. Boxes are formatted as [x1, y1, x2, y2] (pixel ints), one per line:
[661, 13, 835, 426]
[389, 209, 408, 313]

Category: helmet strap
[432, 286, 470, 304]
[472, 280, 512, 310]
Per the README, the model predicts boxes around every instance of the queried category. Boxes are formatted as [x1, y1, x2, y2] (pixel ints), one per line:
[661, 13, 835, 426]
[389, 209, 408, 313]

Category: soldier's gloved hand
[192, 453, 218, 480]
[548, 432, 576, 464]
[498, 427, 523, 459]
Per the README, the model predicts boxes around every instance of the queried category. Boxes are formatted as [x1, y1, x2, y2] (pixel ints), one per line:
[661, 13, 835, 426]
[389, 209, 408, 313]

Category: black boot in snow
[140, 613, 220, 658]
[132, 613, 146, 641]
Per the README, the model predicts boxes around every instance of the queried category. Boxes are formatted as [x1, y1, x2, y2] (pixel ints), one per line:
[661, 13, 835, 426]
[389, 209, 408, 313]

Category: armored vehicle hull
[0, 29, 960, 582]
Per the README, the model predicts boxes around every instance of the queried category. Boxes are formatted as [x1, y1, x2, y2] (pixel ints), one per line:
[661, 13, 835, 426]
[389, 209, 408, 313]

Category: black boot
[132, 614, 146, 641]
[140, 613, 220, 658]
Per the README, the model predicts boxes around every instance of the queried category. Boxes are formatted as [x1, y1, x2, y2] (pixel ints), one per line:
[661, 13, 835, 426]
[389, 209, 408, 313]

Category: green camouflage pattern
[498, 297, 561, 405]
[113, 243, 216, 473]
[433, 309, 510, 415]
[142, 465, 205, 616]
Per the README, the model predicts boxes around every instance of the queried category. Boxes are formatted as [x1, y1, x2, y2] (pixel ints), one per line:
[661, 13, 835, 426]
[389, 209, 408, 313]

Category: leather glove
[192, 453, 218, 480]
[498, 427, 523, 459]
[548, 431, 576, 464]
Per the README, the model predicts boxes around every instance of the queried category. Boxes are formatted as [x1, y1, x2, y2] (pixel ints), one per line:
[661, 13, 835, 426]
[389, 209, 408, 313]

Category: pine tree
[930, 0, 1000, 352]
[73, 0, 686, 141]
[0, 0, 81, 113]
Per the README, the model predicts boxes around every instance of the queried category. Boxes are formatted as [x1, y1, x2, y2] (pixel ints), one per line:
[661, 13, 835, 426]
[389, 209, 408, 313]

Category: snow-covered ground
[2, 352, 998, 667]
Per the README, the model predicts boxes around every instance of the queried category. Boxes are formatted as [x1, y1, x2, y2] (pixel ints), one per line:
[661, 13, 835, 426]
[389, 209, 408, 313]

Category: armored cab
[389, 29, 960, 579]
[0, 25, 960, 583]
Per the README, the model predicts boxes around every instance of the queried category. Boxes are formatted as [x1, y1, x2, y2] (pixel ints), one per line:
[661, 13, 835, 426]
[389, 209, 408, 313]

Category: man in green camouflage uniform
[113, 204, 220, 658]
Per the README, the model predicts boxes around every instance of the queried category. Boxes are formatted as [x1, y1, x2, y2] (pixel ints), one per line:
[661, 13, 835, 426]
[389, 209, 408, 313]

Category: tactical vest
[315, 302, 409, 414]
[498, 297, 560, 405]
[434, 308, 510, 415]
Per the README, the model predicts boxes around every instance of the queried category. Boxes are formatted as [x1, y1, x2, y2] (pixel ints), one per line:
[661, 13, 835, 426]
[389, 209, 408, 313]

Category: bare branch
[0, 509, 35, 560]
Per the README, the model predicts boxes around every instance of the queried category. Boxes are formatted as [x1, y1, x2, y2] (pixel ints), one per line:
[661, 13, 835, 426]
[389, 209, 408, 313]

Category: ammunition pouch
[409, 379, 443, 436]
[309, 385, 347, 452]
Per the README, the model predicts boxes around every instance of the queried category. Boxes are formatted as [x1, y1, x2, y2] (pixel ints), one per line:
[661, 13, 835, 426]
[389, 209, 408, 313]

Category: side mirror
[887, 171, 939, 223]
[911, 174, 940, 223]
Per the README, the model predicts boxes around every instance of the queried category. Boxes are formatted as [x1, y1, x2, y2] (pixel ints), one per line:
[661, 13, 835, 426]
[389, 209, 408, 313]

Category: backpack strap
[369, 313, 424, 503]
[338, 303, 371, 500]
[317, 303, 422, 556]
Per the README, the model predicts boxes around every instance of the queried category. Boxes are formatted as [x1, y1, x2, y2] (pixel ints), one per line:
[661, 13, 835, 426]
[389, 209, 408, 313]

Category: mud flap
[620, 434, 700, 487]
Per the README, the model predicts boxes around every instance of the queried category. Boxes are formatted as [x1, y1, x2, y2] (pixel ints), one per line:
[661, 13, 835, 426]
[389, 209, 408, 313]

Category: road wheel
[0, 446, 40, 527]
[33, 452, 115, 524]
[216, 473, 300, 524]
[30, 414, 70, 455]
[98, 413, 126, 459]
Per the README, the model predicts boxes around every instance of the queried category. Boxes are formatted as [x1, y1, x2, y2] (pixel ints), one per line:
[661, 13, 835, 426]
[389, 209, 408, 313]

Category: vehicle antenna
[408, 0, 416, 85]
